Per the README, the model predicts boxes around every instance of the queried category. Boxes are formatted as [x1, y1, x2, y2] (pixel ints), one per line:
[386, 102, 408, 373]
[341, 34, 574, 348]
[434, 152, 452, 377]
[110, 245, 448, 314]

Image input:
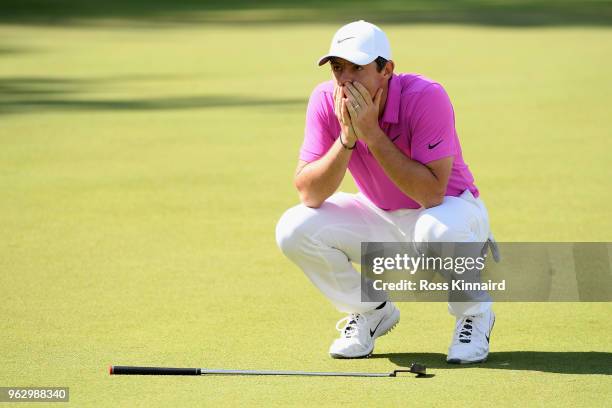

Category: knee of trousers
[275, 204, 320, 258]
[413, 212, 472, 243]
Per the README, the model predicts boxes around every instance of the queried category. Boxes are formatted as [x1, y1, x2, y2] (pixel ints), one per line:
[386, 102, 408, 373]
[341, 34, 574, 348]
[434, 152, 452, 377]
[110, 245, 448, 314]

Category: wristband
[339, 133, 356, 150]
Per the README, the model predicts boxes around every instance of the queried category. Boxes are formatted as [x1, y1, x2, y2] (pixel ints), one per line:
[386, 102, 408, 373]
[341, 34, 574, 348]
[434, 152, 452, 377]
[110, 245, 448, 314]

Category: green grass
[1, 7, 611, 407]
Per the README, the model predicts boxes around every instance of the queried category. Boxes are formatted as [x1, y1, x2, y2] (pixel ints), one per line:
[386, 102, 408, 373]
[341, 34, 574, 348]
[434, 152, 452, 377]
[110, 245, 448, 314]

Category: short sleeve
[299, 86, 336, 163]
[409, 84, 457, 164]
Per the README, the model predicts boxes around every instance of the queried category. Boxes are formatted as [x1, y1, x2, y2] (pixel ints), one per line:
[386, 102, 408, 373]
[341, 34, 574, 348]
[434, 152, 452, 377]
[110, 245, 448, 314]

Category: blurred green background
[1, 1, 611, 406]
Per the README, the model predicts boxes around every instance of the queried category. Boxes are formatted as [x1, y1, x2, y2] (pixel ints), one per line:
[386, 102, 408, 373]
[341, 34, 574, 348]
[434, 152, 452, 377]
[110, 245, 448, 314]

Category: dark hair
[375, 56, 389, 72]
[328, 56, 389, 72]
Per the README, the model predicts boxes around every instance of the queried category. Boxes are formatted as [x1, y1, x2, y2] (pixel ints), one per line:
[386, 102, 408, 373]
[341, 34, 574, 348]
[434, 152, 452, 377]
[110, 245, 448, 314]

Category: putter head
[409, 362, 427, 376]
[391, 362, 427, 377]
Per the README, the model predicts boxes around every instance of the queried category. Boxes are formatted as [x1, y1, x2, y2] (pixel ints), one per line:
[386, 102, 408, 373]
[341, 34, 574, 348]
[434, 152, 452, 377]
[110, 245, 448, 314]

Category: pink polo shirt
[300, 73, 479, 210]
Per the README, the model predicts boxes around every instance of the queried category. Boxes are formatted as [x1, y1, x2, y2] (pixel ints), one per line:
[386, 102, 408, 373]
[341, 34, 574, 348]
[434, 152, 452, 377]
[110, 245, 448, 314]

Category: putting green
[1, 4, 611, 406]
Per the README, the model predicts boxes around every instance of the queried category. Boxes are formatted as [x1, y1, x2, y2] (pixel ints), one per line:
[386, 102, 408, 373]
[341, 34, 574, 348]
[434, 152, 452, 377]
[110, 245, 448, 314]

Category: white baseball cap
[318, 20, 392, 66]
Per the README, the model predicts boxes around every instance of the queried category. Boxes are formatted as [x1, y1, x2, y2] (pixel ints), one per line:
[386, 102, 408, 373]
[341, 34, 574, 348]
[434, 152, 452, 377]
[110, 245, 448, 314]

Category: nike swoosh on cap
[337, 36, 355, 44]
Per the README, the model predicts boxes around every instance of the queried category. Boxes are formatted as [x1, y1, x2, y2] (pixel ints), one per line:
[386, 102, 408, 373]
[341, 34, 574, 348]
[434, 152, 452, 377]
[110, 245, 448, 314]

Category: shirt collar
[381, 73, 400, 124]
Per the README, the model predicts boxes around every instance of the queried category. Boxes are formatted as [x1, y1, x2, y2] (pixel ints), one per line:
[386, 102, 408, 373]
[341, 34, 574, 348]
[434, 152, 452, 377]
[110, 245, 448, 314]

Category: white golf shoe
[447, 309, 495, 364]
[329, 302, 400, 359]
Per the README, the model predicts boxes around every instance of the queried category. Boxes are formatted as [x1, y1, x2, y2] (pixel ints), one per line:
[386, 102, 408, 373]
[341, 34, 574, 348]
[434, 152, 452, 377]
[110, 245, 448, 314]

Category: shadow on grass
[1, 0, 611, 27]
[0, 95, 305, 115]
[0, 46, 32, 55]
[372, 351, 612, 375]
[0, 76, 305, 115]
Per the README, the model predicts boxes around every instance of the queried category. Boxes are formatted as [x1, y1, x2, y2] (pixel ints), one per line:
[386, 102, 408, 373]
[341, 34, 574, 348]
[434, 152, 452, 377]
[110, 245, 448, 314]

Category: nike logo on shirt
[428, 140, 443, 149]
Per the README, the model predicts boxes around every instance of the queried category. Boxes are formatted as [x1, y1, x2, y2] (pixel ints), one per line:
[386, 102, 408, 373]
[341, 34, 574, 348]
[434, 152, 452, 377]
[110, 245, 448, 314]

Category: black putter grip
[110, 366, 201, 375]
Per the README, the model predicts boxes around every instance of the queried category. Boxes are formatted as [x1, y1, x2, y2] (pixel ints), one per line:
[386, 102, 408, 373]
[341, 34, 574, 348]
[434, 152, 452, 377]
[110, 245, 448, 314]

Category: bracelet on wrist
[339, 133, 356, 150]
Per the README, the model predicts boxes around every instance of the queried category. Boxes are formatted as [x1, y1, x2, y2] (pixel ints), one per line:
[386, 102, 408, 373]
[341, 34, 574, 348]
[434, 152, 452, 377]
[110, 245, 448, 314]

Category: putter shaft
[203, 369, 391, 377]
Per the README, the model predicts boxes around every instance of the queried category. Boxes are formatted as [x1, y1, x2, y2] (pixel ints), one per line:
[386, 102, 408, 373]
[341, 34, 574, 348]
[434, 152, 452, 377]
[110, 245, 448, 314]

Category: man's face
[329, 57, 387, 100]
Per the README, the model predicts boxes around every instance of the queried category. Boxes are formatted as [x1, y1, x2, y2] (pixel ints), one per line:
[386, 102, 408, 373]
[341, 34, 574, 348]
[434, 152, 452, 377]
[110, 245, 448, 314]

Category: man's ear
[383, 60, 395, 78]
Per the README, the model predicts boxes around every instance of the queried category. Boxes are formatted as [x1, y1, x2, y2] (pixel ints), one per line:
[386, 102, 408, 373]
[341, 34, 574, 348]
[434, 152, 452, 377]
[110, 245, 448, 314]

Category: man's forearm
[294, 137, 353, 208]
[367, 129, 447, 208]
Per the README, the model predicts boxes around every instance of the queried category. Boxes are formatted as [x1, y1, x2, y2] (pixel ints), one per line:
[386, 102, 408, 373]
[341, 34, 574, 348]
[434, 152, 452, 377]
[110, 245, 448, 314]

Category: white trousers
[276, 190, 493, 317]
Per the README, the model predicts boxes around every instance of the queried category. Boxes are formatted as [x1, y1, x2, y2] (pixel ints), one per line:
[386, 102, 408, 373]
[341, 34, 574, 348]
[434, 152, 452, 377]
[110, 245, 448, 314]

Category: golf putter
[109, 362, 427, 378]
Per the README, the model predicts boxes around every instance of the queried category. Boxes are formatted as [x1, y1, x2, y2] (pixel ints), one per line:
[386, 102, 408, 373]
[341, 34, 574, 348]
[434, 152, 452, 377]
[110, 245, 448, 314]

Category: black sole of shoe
[446, 358, 487, 365]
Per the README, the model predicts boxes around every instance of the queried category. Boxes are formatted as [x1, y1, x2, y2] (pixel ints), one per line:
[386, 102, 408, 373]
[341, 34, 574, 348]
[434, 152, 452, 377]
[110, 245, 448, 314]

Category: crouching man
[276, 20, 496, 363]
